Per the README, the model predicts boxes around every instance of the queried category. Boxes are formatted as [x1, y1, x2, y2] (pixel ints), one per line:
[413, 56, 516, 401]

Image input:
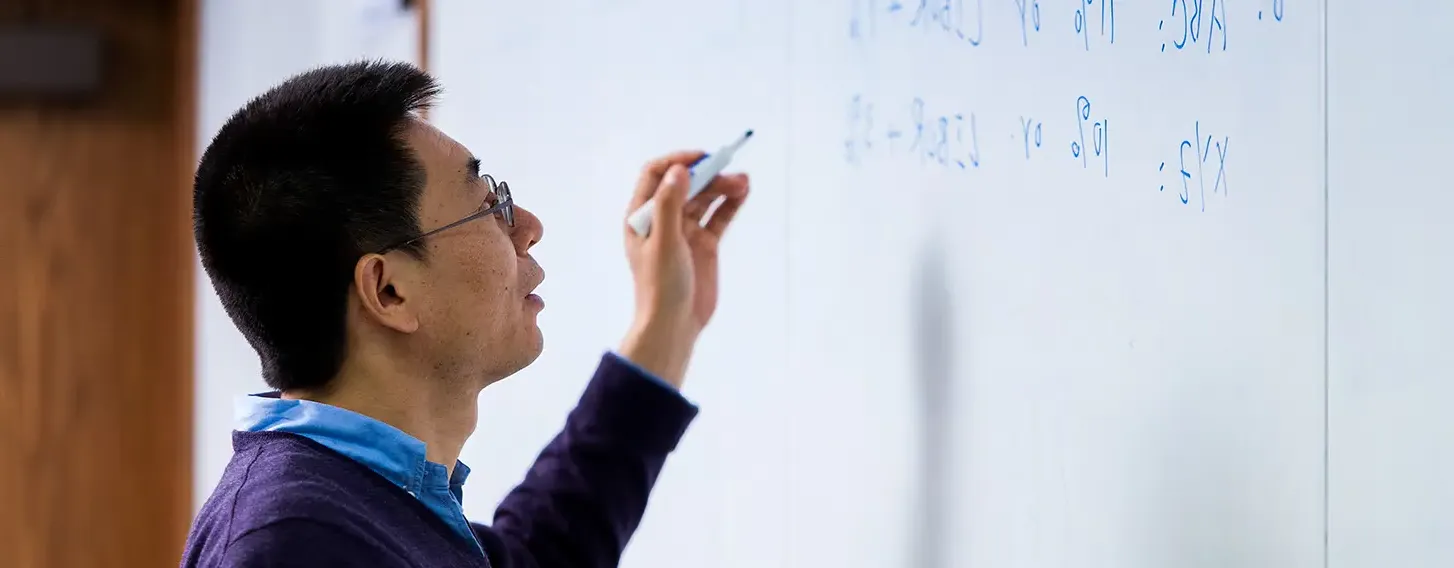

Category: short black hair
[194, 60, 440, 392]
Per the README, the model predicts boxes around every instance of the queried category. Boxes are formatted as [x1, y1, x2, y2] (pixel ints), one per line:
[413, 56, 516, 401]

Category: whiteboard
[430, 1, 1326, 567]
[791, 3, 1323, 566]
[1328, 2, 1454, 568]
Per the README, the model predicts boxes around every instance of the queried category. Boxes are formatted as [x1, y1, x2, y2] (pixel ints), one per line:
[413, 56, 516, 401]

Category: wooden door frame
[0, 0, 197, 565]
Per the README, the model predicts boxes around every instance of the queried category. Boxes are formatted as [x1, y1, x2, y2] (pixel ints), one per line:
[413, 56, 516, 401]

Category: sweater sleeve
[474, 352, 700, 568]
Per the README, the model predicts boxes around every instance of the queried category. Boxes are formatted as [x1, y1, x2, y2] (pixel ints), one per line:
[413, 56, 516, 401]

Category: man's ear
[354, 253, 421, 334]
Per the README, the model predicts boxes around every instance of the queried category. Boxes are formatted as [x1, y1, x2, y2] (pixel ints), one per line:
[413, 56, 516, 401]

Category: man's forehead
[403, 118, 471, 165]
[402, 119, 480, 215]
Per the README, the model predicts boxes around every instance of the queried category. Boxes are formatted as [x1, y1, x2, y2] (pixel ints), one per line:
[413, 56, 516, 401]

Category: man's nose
[511, 206, 543, 251]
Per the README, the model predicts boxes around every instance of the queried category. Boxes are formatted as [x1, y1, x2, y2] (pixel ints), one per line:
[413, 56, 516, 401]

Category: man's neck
[284, 360, 481, 476]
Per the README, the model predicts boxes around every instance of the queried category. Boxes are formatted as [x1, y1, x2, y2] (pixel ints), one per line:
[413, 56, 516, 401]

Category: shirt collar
[234, 392, 471, 498]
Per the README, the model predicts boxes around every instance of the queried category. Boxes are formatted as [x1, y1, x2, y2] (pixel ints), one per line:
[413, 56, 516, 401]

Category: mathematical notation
[845, 94, 982, 170]
[1014, 115, 1044, 160]
[850, 0, 1282, 50]
[1159, 0, 1285, 54]
[1075, 0, 1116, 50]
[1070, 96, 1109, 177]
[1014, 0, 1040, 46]
[849, 0, 985, 46]
[1159, 0, 1227, 53]
[1158, 121, 1230, 211]
[1259, 0, 1285, 22]
[844, 96, 1237, 212]
[838, 1, 1259, 213]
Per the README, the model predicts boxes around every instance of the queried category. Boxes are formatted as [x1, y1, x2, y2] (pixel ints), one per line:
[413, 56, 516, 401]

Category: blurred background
[2, 0, 1451, 567]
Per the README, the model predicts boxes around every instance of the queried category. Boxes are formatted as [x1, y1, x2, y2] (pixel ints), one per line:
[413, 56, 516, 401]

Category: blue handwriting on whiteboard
[1160, 0, 1228, 53]
[1016, 115, 1044, 160]
[1015, 0, 1041, 46]
[1158, 121, 1230, 211]
[1257, 0, 1284, 21]
[1074, 0, 1115, 50]
[1070, 96, 1109, 177]
[868, 0, 984, 46]
[846, 94, 982, 170]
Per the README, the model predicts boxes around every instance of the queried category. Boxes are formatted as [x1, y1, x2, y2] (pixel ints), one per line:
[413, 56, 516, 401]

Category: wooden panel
[0, 0, 195, 566]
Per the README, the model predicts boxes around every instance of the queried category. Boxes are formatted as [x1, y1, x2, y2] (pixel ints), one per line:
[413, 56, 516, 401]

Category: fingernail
[664, 166, 682, 184]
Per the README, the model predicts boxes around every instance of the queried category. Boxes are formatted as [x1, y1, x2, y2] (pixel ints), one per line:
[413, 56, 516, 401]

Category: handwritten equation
[846, 95, 1111, 175]
[849, 0, 1283, 52]
[1008, 97, 1109, 177]
[849, 0, 986, 46]
[1156, 0, 1288, 53]
[844, 94, 982, 170]
[845, 95, 1234, 211]
[838, 2, 1265, 211]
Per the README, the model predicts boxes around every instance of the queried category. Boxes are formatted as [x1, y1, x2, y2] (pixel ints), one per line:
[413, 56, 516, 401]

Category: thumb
[652, 164, 691, 238]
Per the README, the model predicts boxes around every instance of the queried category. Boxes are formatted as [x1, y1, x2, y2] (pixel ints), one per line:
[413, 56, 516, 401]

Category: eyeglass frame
[375, 173, 515, 254]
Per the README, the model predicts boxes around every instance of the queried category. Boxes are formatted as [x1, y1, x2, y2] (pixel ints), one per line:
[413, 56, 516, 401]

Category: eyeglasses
[376, 173, 514, 254]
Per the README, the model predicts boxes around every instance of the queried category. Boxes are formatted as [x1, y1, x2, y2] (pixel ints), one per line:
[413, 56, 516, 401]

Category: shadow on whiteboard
[911, 227, 955, 568]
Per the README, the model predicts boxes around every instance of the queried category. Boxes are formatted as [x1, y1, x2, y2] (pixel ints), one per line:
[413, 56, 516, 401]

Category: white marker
[627, 129, 754, 237]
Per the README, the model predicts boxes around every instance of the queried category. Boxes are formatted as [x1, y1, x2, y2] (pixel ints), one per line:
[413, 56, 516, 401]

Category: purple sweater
[179, 354, 699, 567]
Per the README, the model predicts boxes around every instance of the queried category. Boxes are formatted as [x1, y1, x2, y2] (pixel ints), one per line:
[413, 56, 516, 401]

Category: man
[179, 60, 749, 567]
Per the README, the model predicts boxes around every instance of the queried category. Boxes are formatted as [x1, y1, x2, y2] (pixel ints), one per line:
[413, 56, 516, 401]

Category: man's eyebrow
[465, 157, 481, 184]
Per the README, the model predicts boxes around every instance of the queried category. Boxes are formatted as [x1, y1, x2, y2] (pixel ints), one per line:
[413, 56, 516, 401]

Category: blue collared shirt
[232, 352, 678, 557]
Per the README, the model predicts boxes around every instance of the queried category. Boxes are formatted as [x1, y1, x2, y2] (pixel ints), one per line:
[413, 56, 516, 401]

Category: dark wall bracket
[0, 26, 103, 98]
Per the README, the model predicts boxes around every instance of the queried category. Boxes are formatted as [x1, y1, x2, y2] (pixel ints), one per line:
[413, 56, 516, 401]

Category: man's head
[195, 61, 546, 394]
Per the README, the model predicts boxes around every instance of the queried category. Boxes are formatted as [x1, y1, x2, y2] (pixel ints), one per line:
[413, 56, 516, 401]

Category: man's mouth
[524, 262, 545, 297]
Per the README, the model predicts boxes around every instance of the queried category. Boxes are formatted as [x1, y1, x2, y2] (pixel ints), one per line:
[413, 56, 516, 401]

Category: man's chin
[525, 326, 544, 364]
[507, 330, 546, 375]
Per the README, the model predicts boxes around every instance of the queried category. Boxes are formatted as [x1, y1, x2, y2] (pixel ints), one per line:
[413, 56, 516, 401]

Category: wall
[0, 1, 196, 566]
[183, 2, 1454, 566]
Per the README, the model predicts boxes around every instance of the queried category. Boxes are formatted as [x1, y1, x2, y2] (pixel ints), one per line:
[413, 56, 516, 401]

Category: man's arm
[475, 151, 747, 568]
[220, 519, 404, 568]
[478, 352, 698, 568]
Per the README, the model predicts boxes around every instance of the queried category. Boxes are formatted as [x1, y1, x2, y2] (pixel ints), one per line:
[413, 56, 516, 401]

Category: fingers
[650, 164, 692, 239]
[703, 174, 749, 237]
[629, 150, 707, 213]
[683, 173, 743, 223]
